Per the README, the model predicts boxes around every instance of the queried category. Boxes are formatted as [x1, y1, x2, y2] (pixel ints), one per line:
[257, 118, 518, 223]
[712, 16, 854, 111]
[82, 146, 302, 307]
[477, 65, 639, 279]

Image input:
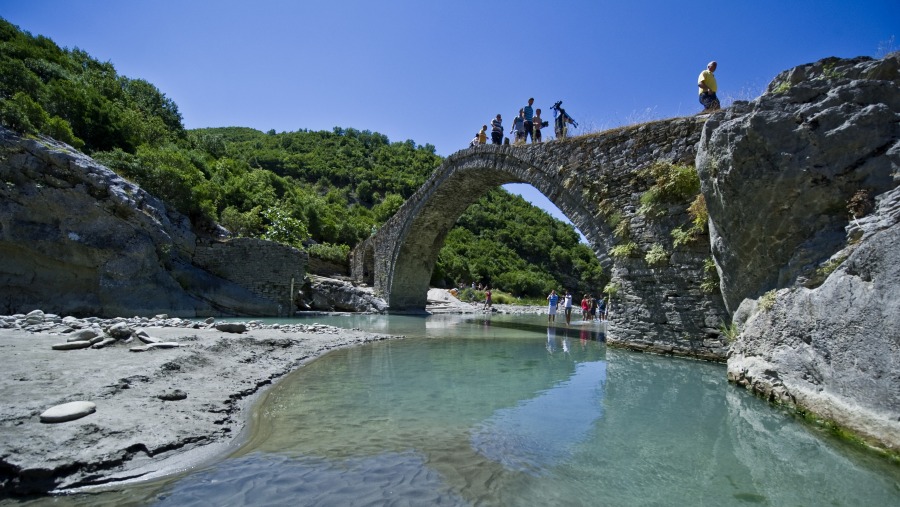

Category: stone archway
[351, 116, 729, 359]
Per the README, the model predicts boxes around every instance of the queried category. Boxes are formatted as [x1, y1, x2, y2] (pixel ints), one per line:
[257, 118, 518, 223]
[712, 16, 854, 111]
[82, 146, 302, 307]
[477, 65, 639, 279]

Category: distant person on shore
[564, 290, 573, 324]
[597, 296, 607, 320]
[581, 294, 590, 321]
[491, 114, 503, 145]
[698, 61, 720, 112]
[589, 295, 598, 320]
[523, 98, 535, 143]
[532, 108, 544, 143]
[547, 289, 559, 322]
[477, 125, 488, 145]
[511, 109, 527, 146]
[483, 286, 493, 311]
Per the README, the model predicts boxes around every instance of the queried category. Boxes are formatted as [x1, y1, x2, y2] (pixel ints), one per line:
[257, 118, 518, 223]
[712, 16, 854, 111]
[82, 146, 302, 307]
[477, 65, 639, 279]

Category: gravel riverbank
[0, 311, 396, 497]
[0, 290, 546, 498]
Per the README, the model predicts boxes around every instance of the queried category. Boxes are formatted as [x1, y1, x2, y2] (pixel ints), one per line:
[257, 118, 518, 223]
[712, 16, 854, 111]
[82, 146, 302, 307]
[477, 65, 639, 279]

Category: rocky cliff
[0, 128, 305, 317]
[698, 54, 900, 452]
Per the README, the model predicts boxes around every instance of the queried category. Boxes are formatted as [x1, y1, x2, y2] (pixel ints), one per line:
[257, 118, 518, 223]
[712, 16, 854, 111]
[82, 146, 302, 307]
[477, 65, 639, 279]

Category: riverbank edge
[0, 315, 402, 498]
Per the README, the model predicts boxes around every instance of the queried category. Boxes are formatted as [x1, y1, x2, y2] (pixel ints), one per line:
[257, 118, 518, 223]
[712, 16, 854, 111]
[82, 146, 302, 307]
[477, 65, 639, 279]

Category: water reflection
[470, 357, 606, 475]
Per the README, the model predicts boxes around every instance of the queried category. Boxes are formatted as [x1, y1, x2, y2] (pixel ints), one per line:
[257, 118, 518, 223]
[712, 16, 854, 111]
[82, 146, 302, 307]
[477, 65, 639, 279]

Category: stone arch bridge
[351, 116, 729, 359]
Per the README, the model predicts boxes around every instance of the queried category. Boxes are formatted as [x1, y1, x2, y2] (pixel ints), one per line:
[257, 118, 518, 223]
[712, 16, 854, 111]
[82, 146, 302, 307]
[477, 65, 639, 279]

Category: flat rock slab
[40, 401, 97, 423]
[51, 341, 92, 350]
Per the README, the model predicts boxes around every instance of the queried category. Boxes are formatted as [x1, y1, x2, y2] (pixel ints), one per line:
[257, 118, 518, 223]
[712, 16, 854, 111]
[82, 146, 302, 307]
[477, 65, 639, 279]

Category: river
[18, 313, 900, 506]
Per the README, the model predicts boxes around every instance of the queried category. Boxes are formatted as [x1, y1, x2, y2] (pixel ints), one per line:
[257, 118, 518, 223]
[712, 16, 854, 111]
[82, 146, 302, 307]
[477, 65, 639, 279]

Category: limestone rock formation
[729, 186, 900, 451]
[698, 54, 900, 452]
[698, 54, 900, 312]
[0, 128, 302, 317]
[303, 275, 388, 313]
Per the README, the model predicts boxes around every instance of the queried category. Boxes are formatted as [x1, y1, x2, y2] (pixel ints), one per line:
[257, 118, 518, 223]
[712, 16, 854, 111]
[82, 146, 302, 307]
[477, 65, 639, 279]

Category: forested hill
[0, 17, 603, 297]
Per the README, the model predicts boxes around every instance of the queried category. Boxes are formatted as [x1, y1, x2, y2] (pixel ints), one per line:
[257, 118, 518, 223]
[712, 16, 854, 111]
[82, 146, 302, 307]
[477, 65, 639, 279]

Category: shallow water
[12, 314, 900, 506]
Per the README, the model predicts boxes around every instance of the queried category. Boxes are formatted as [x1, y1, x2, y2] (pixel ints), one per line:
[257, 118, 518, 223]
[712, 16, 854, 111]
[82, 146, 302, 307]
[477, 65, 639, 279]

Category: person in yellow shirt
[698, 61, 720, 112]
[477, 125, 488, 145]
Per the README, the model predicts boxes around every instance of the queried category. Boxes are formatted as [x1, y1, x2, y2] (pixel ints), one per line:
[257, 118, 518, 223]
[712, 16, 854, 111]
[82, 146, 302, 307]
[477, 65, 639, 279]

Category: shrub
[637, 161, 701, 217]
[220, 205, 264, 237]
[609, 241, 639, 259]
[700, 257, 720, 294]
[307, 242, 350, 264]
[758, 290, 777, 312]
[603, 282, 619, 298]
[645, 243, 668, 266]
[613, 217, 630, 239]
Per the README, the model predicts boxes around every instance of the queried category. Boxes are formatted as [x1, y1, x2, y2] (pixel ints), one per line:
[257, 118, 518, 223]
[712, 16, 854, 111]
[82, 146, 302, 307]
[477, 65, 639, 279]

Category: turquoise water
[18, 314, 900, 506]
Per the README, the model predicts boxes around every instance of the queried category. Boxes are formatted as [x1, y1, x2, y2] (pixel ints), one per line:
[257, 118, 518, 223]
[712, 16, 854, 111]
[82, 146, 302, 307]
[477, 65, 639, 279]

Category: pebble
[40, 401, 97, 423]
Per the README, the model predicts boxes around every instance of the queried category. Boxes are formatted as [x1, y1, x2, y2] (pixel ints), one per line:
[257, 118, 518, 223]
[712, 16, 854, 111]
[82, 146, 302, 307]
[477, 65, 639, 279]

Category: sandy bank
[0, 315, 396, 497]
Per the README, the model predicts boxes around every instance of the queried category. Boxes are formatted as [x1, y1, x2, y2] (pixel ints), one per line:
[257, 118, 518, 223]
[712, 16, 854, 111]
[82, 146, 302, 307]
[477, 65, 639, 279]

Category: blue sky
[2, 0, 898, 226]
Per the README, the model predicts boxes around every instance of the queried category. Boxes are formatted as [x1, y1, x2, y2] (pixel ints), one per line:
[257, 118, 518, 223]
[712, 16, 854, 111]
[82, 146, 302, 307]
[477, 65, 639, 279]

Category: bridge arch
[351, 116, 729, 359]
[380, 146, 613, 309]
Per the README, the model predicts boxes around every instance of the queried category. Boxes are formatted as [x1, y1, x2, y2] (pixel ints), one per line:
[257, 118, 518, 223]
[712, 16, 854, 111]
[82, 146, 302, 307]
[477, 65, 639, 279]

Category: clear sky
[2, 0, 898, 227]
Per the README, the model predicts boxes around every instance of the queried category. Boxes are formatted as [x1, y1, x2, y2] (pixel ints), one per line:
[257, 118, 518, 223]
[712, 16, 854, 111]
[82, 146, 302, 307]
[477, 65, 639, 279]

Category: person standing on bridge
[477, 125, 488, 145]
[698, 60, 720, 112]
[532, 108, 544, 143]
[490, 114, 503, 145]
[547, 289, 559, 322]
[511, 109, 527, 146]
[523, 98, 535, 143]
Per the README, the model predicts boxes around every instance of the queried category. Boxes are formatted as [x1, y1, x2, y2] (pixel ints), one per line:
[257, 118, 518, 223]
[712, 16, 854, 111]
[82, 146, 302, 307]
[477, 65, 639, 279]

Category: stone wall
[193, 238, 307, 315]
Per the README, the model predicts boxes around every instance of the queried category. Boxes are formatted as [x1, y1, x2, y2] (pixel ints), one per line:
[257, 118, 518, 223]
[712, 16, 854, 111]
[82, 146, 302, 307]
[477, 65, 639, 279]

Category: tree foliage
[0, 17, 184, 152]
[0, 18, 605, 298]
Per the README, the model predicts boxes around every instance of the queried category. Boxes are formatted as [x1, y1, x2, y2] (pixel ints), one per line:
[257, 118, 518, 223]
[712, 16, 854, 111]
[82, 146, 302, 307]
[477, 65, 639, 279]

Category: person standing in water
[547, 289, 560, 322]
[564, 290, 573, 324]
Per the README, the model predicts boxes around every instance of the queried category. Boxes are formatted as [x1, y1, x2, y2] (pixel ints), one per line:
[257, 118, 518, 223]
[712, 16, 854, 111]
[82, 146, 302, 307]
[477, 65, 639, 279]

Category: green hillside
[0, 17, 604, 297]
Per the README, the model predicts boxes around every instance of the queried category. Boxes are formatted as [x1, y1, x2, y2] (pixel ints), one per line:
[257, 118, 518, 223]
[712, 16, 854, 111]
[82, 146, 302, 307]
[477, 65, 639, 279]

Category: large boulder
[697, 54, 900, 452]
[305, 276, 388, 313]
[728, 186, 900, 451]
[0, 128, 288, 317]
[698, 54, 900, 312]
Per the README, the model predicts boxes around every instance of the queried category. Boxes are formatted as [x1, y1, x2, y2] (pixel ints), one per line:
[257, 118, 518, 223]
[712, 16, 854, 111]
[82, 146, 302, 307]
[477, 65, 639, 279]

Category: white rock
[52, 341, 92, 350]
[40, 401, 96, 423]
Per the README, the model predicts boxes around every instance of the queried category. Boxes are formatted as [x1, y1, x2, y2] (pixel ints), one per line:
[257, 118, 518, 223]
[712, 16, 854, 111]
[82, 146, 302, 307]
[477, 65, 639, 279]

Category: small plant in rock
[613, 217, 630, 240]
[671, 194, 709, 248]
[771, 80, 792, 94]
[719, 321, 740, 343]
[603, 282, 619, 298]
[645, 243, 668, 266]
[700, 257, 720, 294]
[637, 161, 701, 218]
[758, 289, 777, 312]
[813, 254, 848, 284]
[609, 241, 639, 259]
[847, 189, 874, 219]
